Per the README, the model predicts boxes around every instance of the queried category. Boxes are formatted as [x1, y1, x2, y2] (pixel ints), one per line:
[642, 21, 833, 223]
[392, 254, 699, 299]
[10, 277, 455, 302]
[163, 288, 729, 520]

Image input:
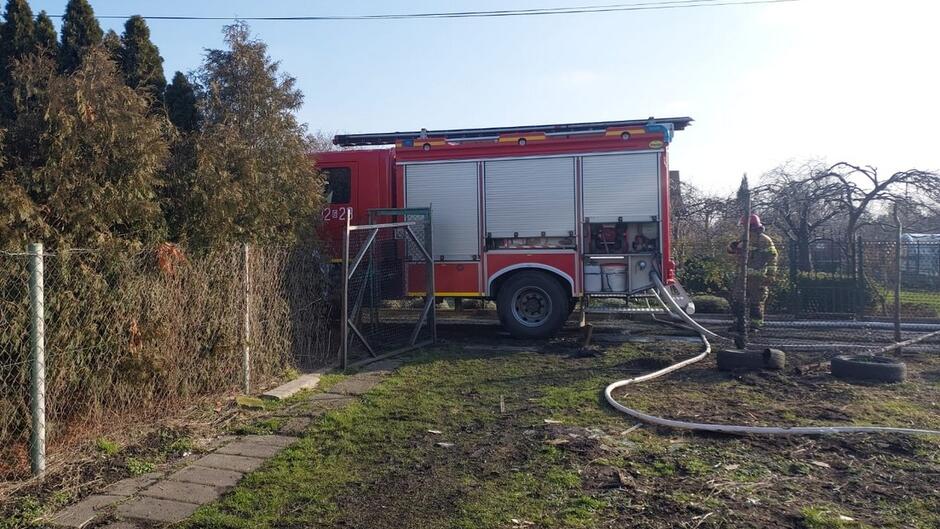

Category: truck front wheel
[496, 271, 568, 339]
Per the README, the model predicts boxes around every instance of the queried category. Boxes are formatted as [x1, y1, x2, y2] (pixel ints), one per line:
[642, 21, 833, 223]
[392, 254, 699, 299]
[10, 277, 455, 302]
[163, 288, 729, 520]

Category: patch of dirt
[334, 413, 541, 529]
[360, 322, 940, 528]
[581, 464, 633, 490]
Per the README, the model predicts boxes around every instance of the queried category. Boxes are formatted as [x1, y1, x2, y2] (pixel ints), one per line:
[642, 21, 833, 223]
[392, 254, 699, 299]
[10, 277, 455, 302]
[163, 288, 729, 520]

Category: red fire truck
[315, 117, 693, 338]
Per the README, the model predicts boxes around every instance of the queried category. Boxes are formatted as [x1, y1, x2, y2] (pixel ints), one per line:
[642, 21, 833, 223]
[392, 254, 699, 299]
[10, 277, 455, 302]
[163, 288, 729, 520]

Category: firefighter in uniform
[728, 213, 778, 329]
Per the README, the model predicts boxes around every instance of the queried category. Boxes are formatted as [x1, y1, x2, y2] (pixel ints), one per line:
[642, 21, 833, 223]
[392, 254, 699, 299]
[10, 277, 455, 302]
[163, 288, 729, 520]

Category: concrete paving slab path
[99, 522, 140, 529]
[283, 394, 356, 417]
[49, 494, 124, 528]
[169, 465, 244, 488]
[116, 496, 201, 523]
[216, 439, 285, 459]
[245, 434, 296, 448]
[194, 453, 266, 473]
[262, 372, 323, 400]
[357, 359, 404, 375]
[328, 374, 385, 396]
[140, 480, 224, 504]
[47, 357, 406, 528]
[305, 392, 357, 402]
[102, 472, 162, 497]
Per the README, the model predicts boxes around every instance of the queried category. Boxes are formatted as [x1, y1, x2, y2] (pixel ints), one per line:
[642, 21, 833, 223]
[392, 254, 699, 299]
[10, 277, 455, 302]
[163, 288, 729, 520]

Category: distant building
[901, 233, 940, 278]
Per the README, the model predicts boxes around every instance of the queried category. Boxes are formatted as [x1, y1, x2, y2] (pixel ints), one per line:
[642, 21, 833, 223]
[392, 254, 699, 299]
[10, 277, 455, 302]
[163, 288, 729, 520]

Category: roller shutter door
[582, 153, 660, 222]
[405, 162, 479, 260]
[484, 157, 576, 238]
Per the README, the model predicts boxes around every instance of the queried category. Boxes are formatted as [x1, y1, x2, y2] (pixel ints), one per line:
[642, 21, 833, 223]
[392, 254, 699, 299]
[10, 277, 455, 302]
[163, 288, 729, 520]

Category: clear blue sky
[30, 0, 940, 193]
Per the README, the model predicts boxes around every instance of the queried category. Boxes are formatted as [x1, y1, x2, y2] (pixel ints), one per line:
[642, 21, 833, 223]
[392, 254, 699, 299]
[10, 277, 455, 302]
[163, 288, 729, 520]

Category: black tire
[496, 271, 569, 339]
[716, 348, 786, 371]
[831, 355, 906, 383]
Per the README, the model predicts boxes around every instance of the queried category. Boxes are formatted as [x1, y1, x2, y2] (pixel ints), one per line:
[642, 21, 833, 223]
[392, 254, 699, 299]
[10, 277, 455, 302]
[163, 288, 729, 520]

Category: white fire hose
[601, 272, 940, 436]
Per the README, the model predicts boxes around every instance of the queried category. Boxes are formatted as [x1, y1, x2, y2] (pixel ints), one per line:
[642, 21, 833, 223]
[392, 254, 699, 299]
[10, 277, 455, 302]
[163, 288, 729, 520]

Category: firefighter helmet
[739, 213, 763, 230]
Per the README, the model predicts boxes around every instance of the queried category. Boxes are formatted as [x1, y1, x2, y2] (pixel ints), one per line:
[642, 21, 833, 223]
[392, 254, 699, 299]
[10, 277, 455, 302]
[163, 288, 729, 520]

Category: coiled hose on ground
[602, 273, 940, 436]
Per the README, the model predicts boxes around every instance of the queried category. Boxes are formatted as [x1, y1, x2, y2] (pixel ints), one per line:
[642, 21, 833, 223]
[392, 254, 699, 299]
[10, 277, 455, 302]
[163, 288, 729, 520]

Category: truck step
[584, 307, 668, 314]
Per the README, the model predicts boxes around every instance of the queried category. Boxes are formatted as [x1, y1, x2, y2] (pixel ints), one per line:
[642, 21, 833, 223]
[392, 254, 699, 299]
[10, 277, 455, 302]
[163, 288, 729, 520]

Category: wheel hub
[511, 286, 553, 327]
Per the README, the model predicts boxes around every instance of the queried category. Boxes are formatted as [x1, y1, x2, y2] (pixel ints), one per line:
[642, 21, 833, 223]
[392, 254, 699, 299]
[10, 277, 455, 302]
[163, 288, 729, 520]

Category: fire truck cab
[316, 117, 693, 339]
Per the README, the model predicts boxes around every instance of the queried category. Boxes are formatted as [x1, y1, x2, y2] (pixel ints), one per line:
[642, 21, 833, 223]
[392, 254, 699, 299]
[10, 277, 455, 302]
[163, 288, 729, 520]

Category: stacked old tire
[716, 348, 786, 371]
[830, 355, 907, 383]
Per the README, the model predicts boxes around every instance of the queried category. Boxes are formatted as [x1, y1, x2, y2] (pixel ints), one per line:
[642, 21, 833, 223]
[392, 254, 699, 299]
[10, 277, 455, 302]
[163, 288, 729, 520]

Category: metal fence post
[341, 212, 351, 369]
[788, 239, 801, 317]
[426, 208, 436, 344]
[28, 242, 45, 476]
[242, 243, 251, 394]
[855, 236, 865, 319]
[893, 207, 902, 344]
[734, 175, 751, 348]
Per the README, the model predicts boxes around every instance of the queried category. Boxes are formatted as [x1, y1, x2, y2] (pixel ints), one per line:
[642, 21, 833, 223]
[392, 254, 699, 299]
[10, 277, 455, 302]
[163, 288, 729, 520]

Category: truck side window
[323, 167, 351, 204]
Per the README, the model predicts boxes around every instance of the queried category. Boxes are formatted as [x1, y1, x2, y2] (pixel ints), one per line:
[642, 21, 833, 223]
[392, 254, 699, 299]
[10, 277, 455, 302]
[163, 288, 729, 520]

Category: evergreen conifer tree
[0, 0, 35, 60]
[102, 29, 120, 63]
[0, 0, 36, 119]
[168, 23, 321, 245]
[120, 15, 165, 97]
[59, 0, 103, 72]
[34, 10, 57, 54]
[165, 71, 199, 132]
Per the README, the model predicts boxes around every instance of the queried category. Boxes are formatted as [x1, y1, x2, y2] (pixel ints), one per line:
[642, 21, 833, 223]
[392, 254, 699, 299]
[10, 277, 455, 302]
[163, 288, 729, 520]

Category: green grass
[316, 372, 348, 393]
[166, 436, 194, 455]
[94, 437, 121, 456]
[898, 289, 940, 312]
[231, 417, 285, 436]
[172, 342, 939, 529]
[181, 346, 620, 529]
[0, 497, 44, 529]
[868, 285, 940, 316]
[126, 457, 155, 476]
[800, 506, 872, 529]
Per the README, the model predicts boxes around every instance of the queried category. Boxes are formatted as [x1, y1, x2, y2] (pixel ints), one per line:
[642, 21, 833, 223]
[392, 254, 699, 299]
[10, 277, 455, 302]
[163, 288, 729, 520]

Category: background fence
[0, 243, 333, 487]
[674, 236, 940, 322]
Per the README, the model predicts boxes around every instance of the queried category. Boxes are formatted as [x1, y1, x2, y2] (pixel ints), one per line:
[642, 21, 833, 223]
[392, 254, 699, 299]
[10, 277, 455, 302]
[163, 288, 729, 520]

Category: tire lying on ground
[830, 355, 907, 383]
[716, 348, 786, 371]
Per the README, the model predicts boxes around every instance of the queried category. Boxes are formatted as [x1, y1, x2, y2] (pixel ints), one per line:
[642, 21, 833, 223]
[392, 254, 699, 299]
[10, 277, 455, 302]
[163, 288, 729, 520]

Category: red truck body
[314, 117, 691, 337]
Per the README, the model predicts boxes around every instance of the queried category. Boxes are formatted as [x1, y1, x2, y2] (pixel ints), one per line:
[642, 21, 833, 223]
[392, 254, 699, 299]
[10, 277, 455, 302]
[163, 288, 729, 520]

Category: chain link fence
[674, 234, 940, 353]
[341, 209, 435, 367]
[0, 244, 332, 490]
[0, 251, 30, 481]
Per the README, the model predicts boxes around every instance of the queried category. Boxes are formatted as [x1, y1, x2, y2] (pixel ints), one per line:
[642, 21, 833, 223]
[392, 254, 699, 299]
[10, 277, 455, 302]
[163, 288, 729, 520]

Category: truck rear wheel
[496, 271, 568, 339]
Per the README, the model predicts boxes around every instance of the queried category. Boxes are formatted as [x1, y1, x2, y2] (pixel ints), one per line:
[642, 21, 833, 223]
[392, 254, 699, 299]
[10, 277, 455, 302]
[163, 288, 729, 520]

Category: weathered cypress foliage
[1, 48, 170, 246]
[167, 23, 322, 246]
[165, 71, 199, 132]
[59, 0, 103, 72]
[102, 28, 121, 63]
[34, 10, 57, 54]
[120, 15, 165, 98]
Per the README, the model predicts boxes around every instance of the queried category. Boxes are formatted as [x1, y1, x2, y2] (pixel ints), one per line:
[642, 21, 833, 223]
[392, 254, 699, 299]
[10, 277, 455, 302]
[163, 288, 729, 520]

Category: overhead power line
[49, 0, 801, 21]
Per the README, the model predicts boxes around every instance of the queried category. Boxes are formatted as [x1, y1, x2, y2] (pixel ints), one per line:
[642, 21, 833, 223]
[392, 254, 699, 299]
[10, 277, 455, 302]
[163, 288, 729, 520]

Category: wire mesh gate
[341, 208, 435, 368]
